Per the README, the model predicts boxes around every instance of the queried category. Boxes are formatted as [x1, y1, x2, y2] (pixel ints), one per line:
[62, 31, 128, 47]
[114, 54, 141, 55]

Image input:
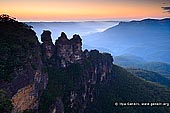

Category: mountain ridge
[84, 18, 170, 63]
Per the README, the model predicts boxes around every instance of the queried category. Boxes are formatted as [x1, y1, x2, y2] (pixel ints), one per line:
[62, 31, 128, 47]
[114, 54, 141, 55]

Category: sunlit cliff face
[0, 0, 169, 21]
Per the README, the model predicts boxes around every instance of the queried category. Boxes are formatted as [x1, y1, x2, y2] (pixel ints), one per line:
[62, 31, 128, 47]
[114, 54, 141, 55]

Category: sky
[0, 0, 170, 21]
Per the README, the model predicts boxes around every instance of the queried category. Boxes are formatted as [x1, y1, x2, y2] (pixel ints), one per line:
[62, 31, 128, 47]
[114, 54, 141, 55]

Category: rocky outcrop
[41, 30, 55, 61]
[65, 50, 113, 113]
[55, 32, 82, 67]
[39, 30, 113, 113]
[41, 32, 82, 68]
[0, 15, 113, 113]
[0, 15, 48, 113]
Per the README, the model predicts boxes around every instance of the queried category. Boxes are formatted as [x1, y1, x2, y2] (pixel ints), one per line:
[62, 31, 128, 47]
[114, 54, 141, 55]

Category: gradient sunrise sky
[0, 0, 170, 21]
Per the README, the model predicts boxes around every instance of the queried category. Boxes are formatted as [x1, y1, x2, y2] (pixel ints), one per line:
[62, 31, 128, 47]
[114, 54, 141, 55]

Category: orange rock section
[12, 83, 38, 113]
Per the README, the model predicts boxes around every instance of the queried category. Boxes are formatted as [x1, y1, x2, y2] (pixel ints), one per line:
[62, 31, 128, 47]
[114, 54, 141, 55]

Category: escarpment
[0, 15, 113, 113]
[40, 31, 113, 113]
[0, 15, 48, 113]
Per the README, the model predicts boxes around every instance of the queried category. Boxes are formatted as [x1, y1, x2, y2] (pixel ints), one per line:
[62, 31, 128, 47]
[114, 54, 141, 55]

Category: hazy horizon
[19, 17, 169, 22]
[25, 20, 119, 41]
[1, 0, 170, 21]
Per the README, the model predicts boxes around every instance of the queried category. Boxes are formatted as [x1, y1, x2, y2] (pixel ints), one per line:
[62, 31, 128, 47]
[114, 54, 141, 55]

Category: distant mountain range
[84, 18, 170, 63]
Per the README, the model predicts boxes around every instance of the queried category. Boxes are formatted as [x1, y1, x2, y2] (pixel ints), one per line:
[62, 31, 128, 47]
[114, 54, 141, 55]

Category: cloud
[161, 6, 170, 13]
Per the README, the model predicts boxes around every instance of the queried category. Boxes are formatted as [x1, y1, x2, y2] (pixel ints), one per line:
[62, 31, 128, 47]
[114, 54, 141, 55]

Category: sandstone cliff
[41, 30, 55, 61]
[0, 15, 113, 113]
[0, 14, 48, 113]
[55, 32, 82, 67]
[40, 31, 113, 113]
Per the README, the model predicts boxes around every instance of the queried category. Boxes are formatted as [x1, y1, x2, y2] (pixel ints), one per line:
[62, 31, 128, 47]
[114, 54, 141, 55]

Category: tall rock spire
[55, 32, 82, 67]
[41, 30, 55, 60]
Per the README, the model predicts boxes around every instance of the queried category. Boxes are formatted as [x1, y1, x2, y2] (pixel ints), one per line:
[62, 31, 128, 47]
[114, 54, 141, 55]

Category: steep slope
[0, 14, 48, 112]
[127, 68, 170, 87]
[40, 54, 170, 113]
[138, 62, 170, 77]
[85, 65, 170, 113]
[39, 48, 113, 113]
[114, 56, 170, 78]
[84, 18, 170, 63]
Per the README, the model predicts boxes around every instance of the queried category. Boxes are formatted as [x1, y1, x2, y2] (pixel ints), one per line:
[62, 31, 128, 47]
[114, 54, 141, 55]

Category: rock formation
[39, 30, 113, 113]
[55, 32, 82, 67]
[0, 15, 113, 113]
[72, 50, 113, 113]
[41, 30, 55, 61]
[41, 31, 83, 68]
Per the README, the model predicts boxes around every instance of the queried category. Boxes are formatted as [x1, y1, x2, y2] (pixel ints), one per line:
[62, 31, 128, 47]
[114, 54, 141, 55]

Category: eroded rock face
[66, 50, 113, 113]
[55, 32, 82, 67]
[70, 34, 82, 63]
[0, 18, 48, 113]
[39, 31, 113, 113]
[41, 30, 55, 60]
[12, 84, 38, 112]
[0, 15, 113, 113]
[10, 37, 48, 112]
[41, 32, 82, 68]
[38, 31, 113, 113]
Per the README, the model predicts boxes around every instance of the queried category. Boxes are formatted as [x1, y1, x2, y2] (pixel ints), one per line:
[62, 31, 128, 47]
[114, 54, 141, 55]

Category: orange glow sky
[0, 0, 169, 21]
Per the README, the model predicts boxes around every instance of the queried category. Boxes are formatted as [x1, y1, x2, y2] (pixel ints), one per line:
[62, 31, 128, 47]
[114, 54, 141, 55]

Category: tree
[0, 14, 16, 22]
